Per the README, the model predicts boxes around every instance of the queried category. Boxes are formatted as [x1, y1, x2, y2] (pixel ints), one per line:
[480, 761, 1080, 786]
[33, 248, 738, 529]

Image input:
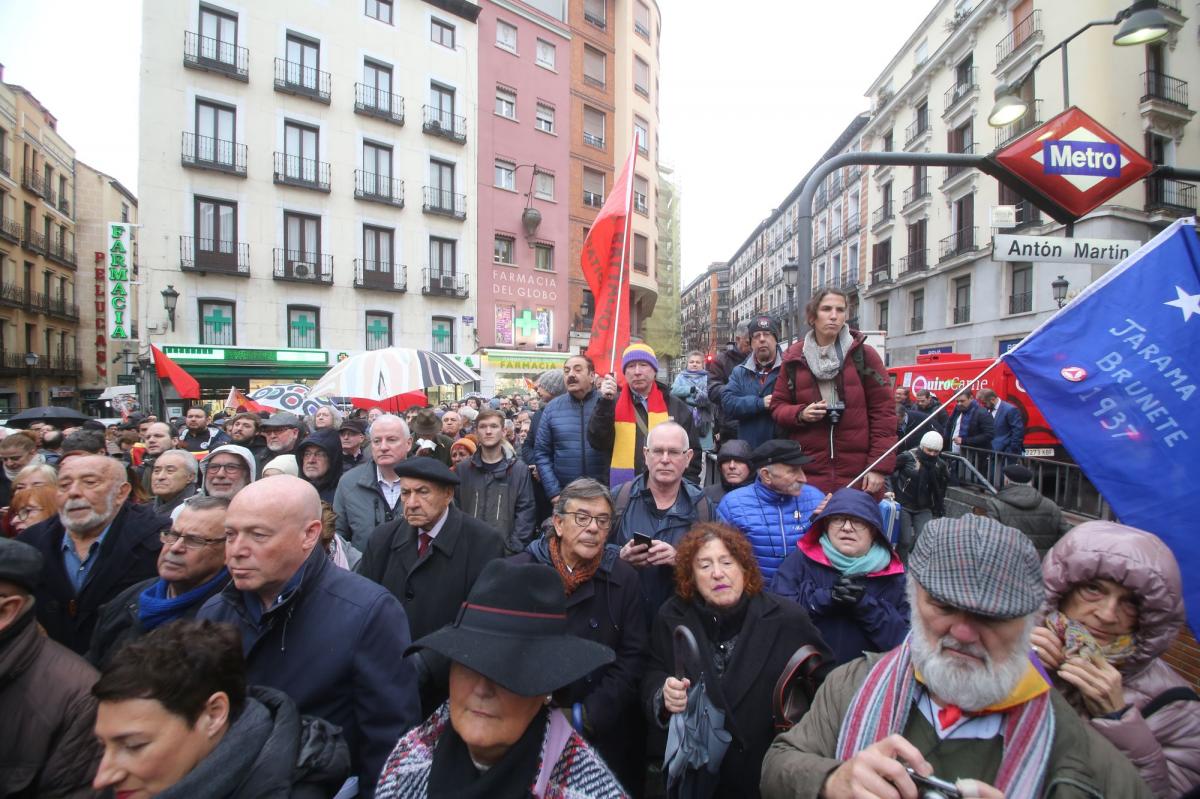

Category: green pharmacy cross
[291, 313, 316, 342]
[515, 310, 539, 337]
[204, 306, 232, 331]
[432, 325, 451, 343]
[366, 318, 389, 339]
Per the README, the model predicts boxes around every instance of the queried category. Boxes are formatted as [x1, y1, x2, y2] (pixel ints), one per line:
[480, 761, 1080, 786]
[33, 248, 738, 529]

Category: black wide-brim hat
[410, 560, 615, 697]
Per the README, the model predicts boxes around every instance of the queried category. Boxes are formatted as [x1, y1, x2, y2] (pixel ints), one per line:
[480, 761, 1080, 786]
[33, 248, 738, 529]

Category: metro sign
[993, 106, 1153, 220]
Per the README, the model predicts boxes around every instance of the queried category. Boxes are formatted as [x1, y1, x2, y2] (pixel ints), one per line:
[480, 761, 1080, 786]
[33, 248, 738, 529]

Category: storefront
[480, 349, 571, 396]
[159, 345, 331, 407]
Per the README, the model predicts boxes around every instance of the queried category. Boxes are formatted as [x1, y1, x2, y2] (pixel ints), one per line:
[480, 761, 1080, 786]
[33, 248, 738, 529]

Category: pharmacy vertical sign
[107, 224, 132, 340]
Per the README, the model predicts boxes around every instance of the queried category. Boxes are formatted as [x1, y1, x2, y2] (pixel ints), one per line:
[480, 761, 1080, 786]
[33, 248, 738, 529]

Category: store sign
[162, 345, 329, 365]
[484, 350, 569, 371]
[992, 234, 1141, 265]
[106, 223, 132, 340]
[49, 386, 76, 398]
[492, 269, 558, 301]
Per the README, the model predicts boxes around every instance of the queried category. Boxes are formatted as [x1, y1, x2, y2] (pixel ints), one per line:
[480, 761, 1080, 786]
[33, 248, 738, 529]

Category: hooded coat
[983, 482, 1070, 555]
[1042, 522, 1200, 798]
[199, 443, 259, 493]
[295, 429, 345, 503]
[769, 489, 909, 666]
[769, 330, 897, 494]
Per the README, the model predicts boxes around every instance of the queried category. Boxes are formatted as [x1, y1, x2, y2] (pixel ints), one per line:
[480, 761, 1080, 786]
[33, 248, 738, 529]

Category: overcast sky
[0, 0, 936, 284]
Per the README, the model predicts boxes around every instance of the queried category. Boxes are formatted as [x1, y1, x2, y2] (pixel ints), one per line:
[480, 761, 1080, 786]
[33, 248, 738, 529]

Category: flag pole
[609, 148, 638, 375]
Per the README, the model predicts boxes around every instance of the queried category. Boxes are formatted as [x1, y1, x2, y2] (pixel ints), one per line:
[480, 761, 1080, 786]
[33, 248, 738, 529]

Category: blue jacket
[198, 545, 420, 795]
[769, 489, 909, 665]
[532, 389, 609, 498]
[991, 399, 1025, 454]
[716, 480, 825, 584]
[720, 352, 781, 449]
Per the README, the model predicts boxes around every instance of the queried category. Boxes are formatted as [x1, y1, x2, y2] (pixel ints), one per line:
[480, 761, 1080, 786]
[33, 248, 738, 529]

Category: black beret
[393, 456, 460, 486]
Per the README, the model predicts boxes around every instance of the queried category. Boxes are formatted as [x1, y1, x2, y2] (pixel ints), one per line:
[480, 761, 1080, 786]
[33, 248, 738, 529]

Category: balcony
[910, 316, 924, 332]
[58, 198, 70, 217]
[953, 305, 971, 325]
[847, 164, 862, 182]
[901, 178, 930, 211]
[0, 216, 20, 245]
[900, 250, 928, 274]
[871, 202, 894, 230]
[41, 294, 80, 321]
[583, 131, 605, 149]
[49, 355, 83, 376]
[354, 260, 407, 292]
[23, 230, 46, 254]
[1145, 177, 1197, 216]
[184, 31, 249, 81]
[44, 185, 57, 209]
[871, 265, 893, 286]
[21, 167, 43, 197]
[273, 153, 331, 192]
[179, 236, 251, 276]
[422, 106, 467, 143]
[181, 132, 247, 176]
[814, 184, 828, 209]
[0, 283, 25, 308]
[1140, 71, 1194, 134]
[273, 249, 333, 284]
[1009, 292, 1033, 314]
[273, 58, 331, 104]
[46, 239, 76, 268]
[995, 99, 1041, 148]
[845, 215, 862, 236]
[583, 190, 604, 208]
[353, 171, 405, 207]
[939, 227, 978, 261]
[0, 153, 9, 177]
[1013, 198, 1042, 229]
[995, 10, 1042, 70]
[830, 171, 843, 193]
[584, 9, 605, 28]
[943, 68, 978, 116]
[422, 269, 469, 298]
[422, 187, 467, 219]
[355, 83, 405, 126]
[904, 117, 930, 149]
[943, 142, 976, 185]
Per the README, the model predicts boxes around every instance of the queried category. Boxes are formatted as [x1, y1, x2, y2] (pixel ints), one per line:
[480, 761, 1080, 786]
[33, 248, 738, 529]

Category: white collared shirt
[377, 465, 402, 509]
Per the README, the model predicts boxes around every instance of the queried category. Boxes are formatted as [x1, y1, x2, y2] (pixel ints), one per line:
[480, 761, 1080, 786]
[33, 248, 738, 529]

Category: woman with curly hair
[643, 522, 831, 798]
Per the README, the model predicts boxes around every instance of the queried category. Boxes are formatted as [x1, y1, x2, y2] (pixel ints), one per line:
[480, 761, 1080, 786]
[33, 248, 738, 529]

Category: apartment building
[0, 68, 81, 414]
[138, 0, 482, 395]
[859, 0, 1198, 365]
[679, 260, 728, 356]
[643, 160, 680, 359]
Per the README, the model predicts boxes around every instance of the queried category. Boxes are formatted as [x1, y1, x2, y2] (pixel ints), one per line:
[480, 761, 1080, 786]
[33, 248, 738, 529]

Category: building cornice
[425, 0, 482, 23]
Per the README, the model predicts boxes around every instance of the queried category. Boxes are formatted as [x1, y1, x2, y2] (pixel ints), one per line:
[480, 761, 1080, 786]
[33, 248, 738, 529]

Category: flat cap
[393, 456, 460, 486]
[339, 418, 368, 435]
[909, 516, 1043, 619]
[0, 538, 44, 592]
[751, 439, 813, 469]
[716, 439, 753, 465]
[260, 411, 302, 430]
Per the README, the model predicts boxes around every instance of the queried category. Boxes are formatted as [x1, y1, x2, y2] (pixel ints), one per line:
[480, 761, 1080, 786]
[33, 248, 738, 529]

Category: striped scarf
[609, 384, 668, 487]
[836, 636, 1055, 798]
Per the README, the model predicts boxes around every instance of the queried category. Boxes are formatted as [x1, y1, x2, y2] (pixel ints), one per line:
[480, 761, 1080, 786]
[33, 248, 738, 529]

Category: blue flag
[1005, 217, 1200, 632]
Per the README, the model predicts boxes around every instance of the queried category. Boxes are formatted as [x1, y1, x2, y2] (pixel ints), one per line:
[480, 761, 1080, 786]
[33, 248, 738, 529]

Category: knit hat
[746, 315, 780, 340]
[450, 437, 477, 456]
[621, 343, 659, 372]
[261, 455, 299, 477]
[1004, 464, 1034, 483]
[919, 431, 943, 452]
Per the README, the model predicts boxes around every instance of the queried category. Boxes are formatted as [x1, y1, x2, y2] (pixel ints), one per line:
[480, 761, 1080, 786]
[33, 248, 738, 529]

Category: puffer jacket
[295, 429, 345, 503]
[721, 351, 782, 449]
[716, 479, 826, 584]
[1042, 522, 1200, 798]
[532, 389, 609, 498]
[454, 450, 537, 554]
[983, 483, 1070, 555]
[769, 330, 897, 494]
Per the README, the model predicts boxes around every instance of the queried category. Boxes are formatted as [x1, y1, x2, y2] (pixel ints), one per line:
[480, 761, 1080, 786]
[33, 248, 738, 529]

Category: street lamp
[1052, 275, 1070, 308]
[23, 352, 38, 409]
[781, 258, 800, 342]
[987, 0, 1170, 128]
[161, 284, 179, 331]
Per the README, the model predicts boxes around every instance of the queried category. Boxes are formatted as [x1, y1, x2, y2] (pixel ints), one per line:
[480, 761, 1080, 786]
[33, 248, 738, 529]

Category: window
[429, 83, 456, 125]
[198, 6, 238, 66]
[363, 225, 393, 270]
[534, 243, 554, 271]
[633, 234, 648, 273]
[906, 219, 927, 270]
[583, 46, 606, 88]
[194, 99, 235, 166]
[583, 106, 605, 148]
[284, 212, 320, 272]
[915, 100, 929, 134]
[1010, 264, 1033, 314]
[363, 60, 394, 113]
[495, 305, 515, 346]
[285, 34, 320, 92]
[431, 317, 454, 354]
[494, 234, 516, 264]
[881, 181, 893, 213]
[534, 170, 554, 200]
[194, 196, 237, 264]
[634, 57, 650, 97]
[535, 308, 552, 347]
[882, 130, 894, 152]
[495, 87, 517, 119]
[365, 0, 392, 23]
[847, 242, 860, 283]
[283, 121, 319, 183]
[365, 312, 392, 350]
[953, 275, 971, 324]
[431, 18, 454, 47]
[430, 236, 456, 276]
[496, 19, 517, 51]
[536, 39, 556, 70]
[910, 290, 924, 331]
[494, 160, 515, 191]
[634, 117, 649, 155]
[430, 158, 455, 195]
[634, 1, 651, 38]
[362, 141, 393, 197]
[583, 0, 605, 28]
[915, 38, 929, 65]
[535, 103, 555, 133]
[583, 169, 604, 207]
[634, 175, 649, 214]
[288, 306, 320, 349]
[199, 300, 235, 345]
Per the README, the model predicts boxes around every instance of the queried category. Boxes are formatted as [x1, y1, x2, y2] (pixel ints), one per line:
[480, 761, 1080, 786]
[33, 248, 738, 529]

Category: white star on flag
[1165, 286, 1200, 322]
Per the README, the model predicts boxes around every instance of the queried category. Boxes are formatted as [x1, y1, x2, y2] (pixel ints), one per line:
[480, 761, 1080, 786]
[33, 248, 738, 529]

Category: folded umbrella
[663, 626, 732, 799]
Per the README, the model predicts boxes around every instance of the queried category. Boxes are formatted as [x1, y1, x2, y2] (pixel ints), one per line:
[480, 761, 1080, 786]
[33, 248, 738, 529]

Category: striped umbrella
[308, 348, 480, 401]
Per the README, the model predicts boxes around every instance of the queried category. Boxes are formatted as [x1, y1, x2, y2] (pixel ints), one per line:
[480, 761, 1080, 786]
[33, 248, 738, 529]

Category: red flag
[224, 385, 270, 413]
[582, 147, 638, 376]
[151, 344, 200, 400]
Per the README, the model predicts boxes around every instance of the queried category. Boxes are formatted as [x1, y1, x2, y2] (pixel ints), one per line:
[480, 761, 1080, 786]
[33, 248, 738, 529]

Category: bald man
[17, 454, 168, 654]
[198, 476, 420, 796]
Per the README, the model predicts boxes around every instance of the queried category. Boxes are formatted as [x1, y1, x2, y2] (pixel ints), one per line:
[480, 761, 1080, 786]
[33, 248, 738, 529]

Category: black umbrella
[663, 626, 732, 799]
[5, 406, 91, 429]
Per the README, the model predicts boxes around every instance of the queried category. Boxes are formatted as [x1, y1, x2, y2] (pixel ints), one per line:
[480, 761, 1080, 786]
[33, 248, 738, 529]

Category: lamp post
[1052, 275, 1070, 308]
[512, 164, 544, 241]
[987, 0, 1170, 128]
[161, 285, 179, 331]
[781, 258, 800, 344]
[23, 352, 38, 409]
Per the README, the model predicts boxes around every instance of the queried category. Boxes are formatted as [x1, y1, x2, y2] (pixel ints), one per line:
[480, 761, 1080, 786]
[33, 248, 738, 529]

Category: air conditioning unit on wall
[293, 262, 314, 278]
[440, 274, 455, 291]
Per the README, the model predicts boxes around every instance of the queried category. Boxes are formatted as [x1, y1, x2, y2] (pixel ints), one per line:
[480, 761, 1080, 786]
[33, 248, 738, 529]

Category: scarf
[610, 382, 669, 487]
[802, 326, 854, 381]
[818, 534, 892, 576]
[154, 698, 272, 799]
[1043, 610, 1136, 666]
[138, 568, 229, 631]
[837, 636, 1054, 798]
[547, 533, 601, 596]
[4, 452, 45, 481]
[428, 705, 548, 799]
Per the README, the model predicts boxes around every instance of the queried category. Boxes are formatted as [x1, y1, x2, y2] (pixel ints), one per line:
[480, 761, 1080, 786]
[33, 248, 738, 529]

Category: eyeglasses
[14, 507, 44, 520]
[160, 529, 227, 550]
[206, 462, 246, 474]
[647, 447, 688, 460]
[563, 510, 612, 530]
[826, 515, 870, 531]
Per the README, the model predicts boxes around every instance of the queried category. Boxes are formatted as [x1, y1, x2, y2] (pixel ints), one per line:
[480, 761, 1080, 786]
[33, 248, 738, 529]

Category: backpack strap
[613, 480, 636, 522]
[851, 345, 888, 388]
[1142, 686, 1200, 719]
[695, 494, 712, 523]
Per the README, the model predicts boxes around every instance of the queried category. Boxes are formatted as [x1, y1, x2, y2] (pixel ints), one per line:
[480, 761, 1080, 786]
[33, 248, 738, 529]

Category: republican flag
[224, 386, 269, 414]
[1004, 217, 1200, 632]
[582, 146, 638, 376]
[151, 344, 200, 400]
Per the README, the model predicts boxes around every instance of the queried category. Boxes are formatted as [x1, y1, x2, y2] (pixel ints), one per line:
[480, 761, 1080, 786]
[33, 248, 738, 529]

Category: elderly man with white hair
[149, 448, 198, 515]
[334, 413, 412, 552]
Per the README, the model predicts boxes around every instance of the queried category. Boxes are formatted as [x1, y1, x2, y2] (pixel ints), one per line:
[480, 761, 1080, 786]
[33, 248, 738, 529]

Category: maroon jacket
[770, 331, 897, 494]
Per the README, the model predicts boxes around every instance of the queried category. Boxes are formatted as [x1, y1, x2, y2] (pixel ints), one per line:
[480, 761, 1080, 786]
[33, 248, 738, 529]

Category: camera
[825, 401, 846, 426]
[905, 767, 963, 799]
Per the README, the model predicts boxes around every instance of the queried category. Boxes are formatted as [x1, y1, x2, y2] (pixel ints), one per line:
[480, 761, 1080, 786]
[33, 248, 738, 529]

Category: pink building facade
[476, 0, 571, 352]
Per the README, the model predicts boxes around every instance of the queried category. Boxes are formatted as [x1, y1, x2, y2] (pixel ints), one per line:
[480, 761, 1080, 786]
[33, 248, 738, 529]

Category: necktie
[418, 532, 432, 558]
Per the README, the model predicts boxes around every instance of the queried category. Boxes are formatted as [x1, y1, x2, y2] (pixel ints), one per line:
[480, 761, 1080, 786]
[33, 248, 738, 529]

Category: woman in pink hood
[1034, 521, 1200, 797]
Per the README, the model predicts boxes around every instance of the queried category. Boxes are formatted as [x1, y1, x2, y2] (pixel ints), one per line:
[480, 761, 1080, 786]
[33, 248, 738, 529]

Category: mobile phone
[905, 767, 962, 799]
[632, 532, 654, 548]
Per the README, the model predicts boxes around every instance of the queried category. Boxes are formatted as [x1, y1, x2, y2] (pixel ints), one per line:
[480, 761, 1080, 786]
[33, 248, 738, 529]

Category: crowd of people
[1, 286, 1197, 798]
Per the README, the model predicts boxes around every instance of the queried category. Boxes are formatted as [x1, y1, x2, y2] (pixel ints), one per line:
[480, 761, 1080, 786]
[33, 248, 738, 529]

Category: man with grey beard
[17, 455, 168, 655]
[762, 516, 1151, 799]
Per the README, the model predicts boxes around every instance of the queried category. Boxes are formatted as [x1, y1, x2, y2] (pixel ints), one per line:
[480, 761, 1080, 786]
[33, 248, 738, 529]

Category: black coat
[643, 592, 832, 799]
[18, 502, 168, 655]
[512, 540, 649, 794]
[587, 380, 702, 484]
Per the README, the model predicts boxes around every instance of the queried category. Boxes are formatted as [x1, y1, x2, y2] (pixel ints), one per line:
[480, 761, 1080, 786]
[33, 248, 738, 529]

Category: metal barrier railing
[952, 445, 1112, 520]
